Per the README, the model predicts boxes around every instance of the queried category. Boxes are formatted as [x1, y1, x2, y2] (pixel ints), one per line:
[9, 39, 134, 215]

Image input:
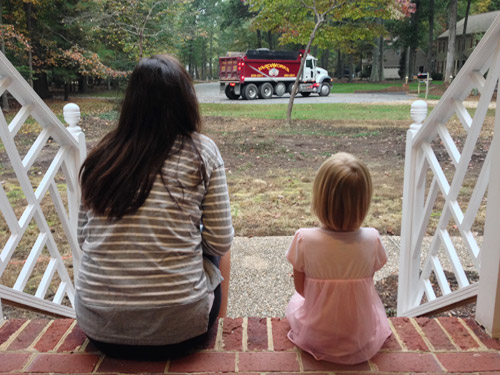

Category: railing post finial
[410, 100, 428, 127]
[63, 103, 81, 129]
[63, 103, 86, 162]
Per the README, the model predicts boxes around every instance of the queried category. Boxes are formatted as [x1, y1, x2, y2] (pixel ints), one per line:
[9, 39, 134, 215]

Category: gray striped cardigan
[75, 133, 233, 345]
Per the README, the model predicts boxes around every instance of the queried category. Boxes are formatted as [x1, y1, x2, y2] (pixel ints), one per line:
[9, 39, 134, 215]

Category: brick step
[1, 317, 500, 373]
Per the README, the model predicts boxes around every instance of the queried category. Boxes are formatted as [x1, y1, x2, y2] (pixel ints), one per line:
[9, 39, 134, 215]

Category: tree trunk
[321, 49, 329, 72]
[209, 33, 213, 79]
[33, 72, 51, 99]
[359, 50, 363, 79]
[426, 0, 434, 74]
[461, 0, 471, 61]
[188, 40, 194, 77]
[409, 0, 420, 77]
[78, 76, 88, 93]
[348, 54, 353, 82]
[370, 19, 383, 82]
[336, 50, 343, 79]
[410, 48, 416, 75]
[194, 63, 200, 81]
[139, 33, 143, 59]
[445, 0, 458, 83]
[405, 46, 410, 80]
[267, 31, 273, 49]
[287, 19, 323, 126]
[0, 0, 8, 111]
[370, 41, 381, 81]
[64, 82, 69, 102]
[23, 1, 33, 87]
[256, 30, 262, 48]
[201, 40, 206, 80]
[378, 34, 384, 81]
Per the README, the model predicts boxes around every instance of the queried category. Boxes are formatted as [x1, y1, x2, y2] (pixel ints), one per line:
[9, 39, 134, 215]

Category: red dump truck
[219, 49, 331, 100]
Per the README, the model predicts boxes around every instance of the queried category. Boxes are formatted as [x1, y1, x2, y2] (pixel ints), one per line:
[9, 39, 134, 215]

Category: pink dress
[286, 227, 391, 364]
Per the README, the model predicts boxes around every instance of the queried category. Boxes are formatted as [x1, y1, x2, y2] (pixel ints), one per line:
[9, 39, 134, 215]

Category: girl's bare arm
[293, 268, 305, 297]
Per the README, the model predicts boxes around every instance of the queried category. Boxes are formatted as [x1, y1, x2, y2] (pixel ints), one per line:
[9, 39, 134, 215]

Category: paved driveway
[195, 82, 415, 104]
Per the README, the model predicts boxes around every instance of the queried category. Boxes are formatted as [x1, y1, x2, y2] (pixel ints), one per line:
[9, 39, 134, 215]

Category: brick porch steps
[1, 317, 500, 374]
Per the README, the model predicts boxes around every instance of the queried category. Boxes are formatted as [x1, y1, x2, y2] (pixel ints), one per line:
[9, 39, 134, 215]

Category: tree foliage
[1, 0, 128, 98]
[0, 0, 495, 99]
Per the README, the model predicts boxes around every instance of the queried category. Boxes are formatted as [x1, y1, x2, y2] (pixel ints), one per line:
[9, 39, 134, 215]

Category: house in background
[382, 44, 427, 79]
[436, 10, 500, 78]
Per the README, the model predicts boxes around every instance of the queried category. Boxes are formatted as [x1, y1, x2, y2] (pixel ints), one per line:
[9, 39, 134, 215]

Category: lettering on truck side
[257, 63, 290, 72]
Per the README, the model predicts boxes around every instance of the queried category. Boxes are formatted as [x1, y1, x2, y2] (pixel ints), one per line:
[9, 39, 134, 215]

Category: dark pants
[89, 255, 221, 360]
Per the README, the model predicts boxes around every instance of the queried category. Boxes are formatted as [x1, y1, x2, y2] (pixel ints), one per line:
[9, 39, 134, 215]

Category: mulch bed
[376, 271, 479, 318]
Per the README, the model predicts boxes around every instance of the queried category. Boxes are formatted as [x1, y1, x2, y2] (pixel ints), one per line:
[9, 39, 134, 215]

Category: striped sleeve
[77, 204, 88, 248]
[201, 162, 233, 257]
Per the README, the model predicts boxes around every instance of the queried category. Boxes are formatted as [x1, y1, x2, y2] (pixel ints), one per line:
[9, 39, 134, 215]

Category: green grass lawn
[201, 103, 421, 121]
[332, 80, 444, 95]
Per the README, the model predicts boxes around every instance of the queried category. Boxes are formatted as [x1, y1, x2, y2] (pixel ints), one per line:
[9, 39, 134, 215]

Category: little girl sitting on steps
[285, 152, 391, 364]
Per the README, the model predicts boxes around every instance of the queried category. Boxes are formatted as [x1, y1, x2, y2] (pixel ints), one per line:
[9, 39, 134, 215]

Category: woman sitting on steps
[75, 54, 233, 360]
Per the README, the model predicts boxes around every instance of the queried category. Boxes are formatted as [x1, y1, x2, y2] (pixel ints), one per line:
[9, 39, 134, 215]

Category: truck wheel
[287, 82, 296, 95]
[274, 82, 286, 97]
[225, 85, 240, 100]
[319, 82, 331, 97]
[242, 83, 258, 100]
[258, 82, 273, 99]
[301, 92, 311, 97]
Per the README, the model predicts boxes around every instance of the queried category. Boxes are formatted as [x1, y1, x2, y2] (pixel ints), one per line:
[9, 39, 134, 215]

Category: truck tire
[225, 85, 240, 100]
[242, 83, 258, 100]
[287, 82, 296, 95]
[319, 82, 331, 97]
[258, 82, 273, 99]
[301, 92, 311, 97]
[274, 82, 286, 97]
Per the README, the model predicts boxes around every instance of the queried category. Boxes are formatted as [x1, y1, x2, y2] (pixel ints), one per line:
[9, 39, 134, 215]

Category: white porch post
[476, 92, 500, 338]
[63, 103, 86, 280]
[397, 100, 427, 315]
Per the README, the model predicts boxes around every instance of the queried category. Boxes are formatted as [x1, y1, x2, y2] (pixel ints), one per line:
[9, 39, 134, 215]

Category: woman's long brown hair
[79, 55, 202, 220]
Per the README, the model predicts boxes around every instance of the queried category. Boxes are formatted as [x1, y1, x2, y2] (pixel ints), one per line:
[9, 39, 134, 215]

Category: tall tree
[369, 18, 384, 82]
[284, 0, 338, 125]
[249, 0, 414, 124]
[445, 0, 457, 84]
[0, 0, 8, 110]
[459, 0, 471, 63]
[426, 0, 434, 75]
[70, 0, 179, 60]
[22, 0, 33, 86]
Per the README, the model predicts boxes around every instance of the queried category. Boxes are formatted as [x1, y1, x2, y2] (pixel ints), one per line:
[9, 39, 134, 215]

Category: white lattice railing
[0, 51, 85, 318]
[398, 13, 500, 335]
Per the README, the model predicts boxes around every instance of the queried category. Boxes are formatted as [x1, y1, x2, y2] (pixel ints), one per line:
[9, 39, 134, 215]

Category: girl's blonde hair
[312, 152, 372, 232]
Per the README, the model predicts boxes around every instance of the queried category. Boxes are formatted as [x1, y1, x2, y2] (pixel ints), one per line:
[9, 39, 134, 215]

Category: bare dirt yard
[0, 97, 493, 319]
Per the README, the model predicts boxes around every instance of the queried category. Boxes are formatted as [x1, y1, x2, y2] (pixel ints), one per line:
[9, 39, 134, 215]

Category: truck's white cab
[300, 55, 332, 97]
[303, 55, 316, 81]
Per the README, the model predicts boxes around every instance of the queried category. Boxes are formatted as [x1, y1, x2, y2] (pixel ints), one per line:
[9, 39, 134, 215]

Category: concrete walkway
[1, 316, 500, 374]
[228, 235, 477, 318]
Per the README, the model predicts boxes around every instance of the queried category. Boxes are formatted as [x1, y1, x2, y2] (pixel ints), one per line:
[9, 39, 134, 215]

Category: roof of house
[438, 10, 500, 38]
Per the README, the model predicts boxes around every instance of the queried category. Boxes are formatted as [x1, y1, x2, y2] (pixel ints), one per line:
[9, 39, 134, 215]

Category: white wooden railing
[398, 14, 500, 336]
[0, 51, 85, 319]
[1, 20, 500, 338]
